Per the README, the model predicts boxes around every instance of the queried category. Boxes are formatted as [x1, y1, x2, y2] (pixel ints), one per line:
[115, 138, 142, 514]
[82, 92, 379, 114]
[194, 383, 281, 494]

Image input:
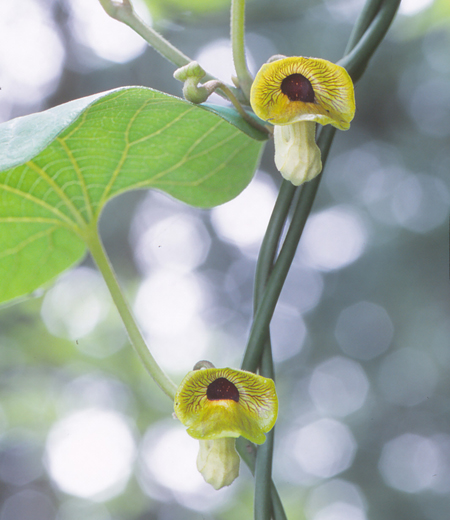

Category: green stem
[231, 0, 254, 101]
[242, 127, 335, 373]
[339, 0, 401, 81]
[206, 81, 270, 135]
[344, 0, 384, 54]
[254, 347, 277, 520]
[243, 2, 401, 516]
[98, 0, 219, 81]
[247, 184, 295, 520]
[241, 182, 295, 370]
[253, 180, 297, 307]
[236, 438, 287, 520]
[84, 223, 177, 400]
[254, 428, 274, 520]
[241, 181, 294, 520]
[242, 0, 401, 374]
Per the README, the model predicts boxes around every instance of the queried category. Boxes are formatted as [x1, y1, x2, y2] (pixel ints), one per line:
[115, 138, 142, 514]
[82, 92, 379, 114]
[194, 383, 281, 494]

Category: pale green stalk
[98, 0, 219, 81]
[83, 222, 177, 400]
[205, 81, 270, 135]
[231, 0, 253, 100]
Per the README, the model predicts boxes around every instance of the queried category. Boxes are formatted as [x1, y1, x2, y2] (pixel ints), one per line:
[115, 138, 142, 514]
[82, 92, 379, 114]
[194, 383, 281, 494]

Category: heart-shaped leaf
[0, 87, 266, 304]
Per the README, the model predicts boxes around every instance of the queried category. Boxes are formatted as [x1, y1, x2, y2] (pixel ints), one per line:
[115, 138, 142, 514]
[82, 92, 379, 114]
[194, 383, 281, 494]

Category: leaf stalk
[84, 222, 178, 400]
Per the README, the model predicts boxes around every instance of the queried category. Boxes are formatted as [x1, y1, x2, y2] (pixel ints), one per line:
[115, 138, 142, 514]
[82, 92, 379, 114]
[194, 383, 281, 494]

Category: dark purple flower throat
[281, 73, 314, 102]
[207, 378, 239, 402]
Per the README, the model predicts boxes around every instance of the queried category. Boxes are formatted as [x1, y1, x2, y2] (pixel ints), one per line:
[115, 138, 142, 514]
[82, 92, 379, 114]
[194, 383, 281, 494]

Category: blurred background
[0, 0, 450, 519]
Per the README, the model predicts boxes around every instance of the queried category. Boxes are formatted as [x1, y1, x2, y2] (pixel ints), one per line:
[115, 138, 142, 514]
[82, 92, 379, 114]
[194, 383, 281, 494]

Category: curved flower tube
[174, 366, 278, 489]
[250, 56, 355, 185]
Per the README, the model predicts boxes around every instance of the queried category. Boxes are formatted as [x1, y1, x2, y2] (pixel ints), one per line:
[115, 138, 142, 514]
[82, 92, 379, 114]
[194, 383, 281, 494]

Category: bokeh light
[0, 0, 64, 113]
[133, 269, 211, 373]
[391, 173, 450, 232]
[299, 206, 368, 271]
[312, 502, 367, 520]
[134, 269, 206, 336]
[306, 479, 367, 520]
[308, 356, 369, 417]
[279, 264, 324, 315]
[211, 173, 277, 253]
[139, 421, 234, 511]
[68, 0, 149, 64]
[271, 304, 307, 362]
[290, 419, 357, 479]
[399, 0, 435, 16]
[41, 267, 111, 341]
[132, 213, 211, 273]
[377, 347, 438, 406]
[335, 301, 394, 360]
[0, 489, 55, 520]
[45, 408, 136, 500]
[379, 433, 440, 493]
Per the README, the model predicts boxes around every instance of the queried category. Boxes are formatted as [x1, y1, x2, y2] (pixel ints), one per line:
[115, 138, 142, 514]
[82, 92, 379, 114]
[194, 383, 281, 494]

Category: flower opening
[250, 56, 355, 129]
[174, 367, 278, 445]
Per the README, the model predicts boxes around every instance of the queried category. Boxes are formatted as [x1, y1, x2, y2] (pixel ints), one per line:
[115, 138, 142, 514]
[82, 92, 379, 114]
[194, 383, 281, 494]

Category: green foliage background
[0, 1, 449, 520]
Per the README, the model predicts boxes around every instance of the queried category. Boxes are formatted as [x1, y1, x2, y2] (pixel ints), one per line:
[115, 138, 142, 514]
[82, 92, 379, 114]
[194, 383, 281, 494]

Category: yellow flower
[250, 56, 355, 185]
[174, 366, 278, 488]
[175, 366, 277, 443]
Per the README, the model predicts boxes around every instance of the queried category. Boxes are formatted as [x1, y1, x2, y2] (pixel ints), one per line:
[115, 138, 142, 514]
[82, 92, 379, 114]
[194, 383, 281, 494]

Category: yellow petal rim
[174, 367, 278, 445]
[250, 56, 355, 130]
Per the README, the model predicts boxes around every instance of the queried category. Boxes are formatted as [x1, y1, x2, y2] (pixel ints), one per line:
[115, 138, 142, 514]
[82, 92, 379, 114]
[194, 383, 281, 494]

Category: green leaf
[0, 87, 266, 304]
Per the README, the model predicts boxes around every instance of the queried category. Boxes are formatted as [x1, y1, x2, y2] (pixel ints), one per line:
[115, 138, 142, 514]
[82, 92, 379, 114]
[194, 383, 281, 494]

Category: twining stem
[236, 437, 287, 520]
[231, 0, 254, 101]
[339, 0, 401, 81]
[84, 222, 178, 400]
[243, 0, 401, 374]
[244, 183, 295, 520]
[344, 0, 384, 53]
[252, 181, 297, 307]
[254, 347, 276, 520]
[244, 2, 401, 517]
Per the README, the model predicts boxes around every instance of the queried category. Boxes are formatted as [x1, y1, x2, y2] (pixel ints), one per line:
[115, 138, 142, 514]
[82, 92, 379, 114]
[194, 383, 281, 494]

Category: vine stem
[83, 222, 178, 400]
[231, 0, 254, 101]
[242, 0, 401, 374]
[244, 2, 401, 518]
[98, 0, 219, 82]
